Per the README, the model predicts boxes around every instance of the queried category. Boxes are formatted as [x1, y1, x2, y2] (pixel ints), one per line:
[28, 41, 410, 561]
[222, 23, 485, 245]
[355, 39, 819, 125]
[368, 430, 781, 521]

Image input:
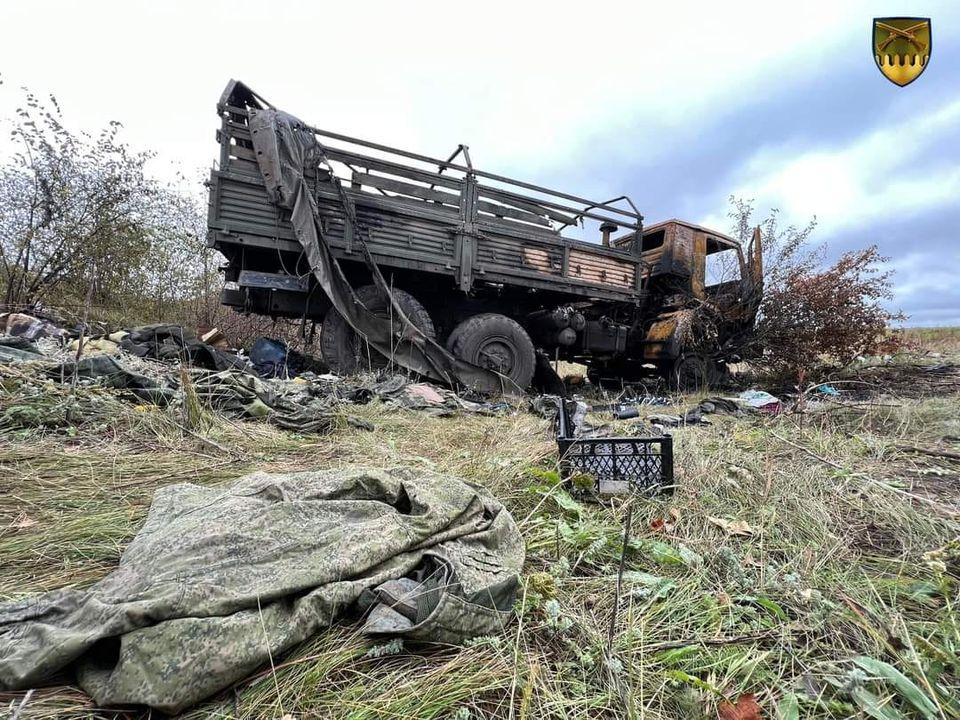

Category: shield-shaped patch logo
[873, 17, 932, 86]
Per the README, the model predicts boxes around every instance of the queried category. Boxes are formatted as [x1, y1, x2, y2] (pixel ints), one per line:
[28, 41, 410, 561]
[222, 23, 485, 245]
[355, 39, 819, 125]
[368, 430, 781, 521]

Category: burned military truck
[208, 80, 762, 391]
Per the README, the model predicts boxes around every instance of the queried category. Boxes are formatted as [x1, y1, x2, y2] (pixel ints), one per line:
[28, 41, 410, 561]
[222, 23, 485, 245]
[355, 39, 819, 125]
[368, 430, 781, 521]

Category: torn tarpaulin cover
[246, 107, 512, 396]
[0, 467, 524, 713]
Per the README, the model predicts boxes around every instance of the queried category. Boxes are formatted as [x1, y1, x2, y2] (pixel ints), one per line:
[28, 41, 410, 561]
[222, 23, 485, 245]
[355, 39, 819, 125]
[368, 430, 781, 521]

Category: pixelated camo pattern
[0, 467, 524, 712]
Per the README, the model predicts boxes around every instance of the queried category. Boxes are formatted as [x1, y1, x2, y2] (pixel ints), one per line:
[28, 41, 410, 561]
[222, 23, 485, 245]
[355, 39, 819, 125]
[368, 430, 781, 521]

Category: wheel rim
[475, 335, 518, 376]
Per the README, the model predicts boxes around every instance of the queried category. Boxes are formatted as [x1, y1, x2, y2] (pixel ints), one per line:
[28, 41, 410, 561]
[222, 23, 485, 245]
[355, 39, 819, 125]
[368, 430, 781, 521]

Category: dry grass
[2, 332, 960, 719]
[903, 326, 960, 355]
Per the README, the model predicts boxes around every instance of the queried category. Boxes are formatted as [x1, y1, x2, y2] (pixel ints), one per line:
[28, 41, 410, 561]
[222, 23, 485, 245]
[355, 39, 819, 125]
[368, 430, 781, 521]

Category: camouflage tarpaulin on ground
[0, 467, 524, 712]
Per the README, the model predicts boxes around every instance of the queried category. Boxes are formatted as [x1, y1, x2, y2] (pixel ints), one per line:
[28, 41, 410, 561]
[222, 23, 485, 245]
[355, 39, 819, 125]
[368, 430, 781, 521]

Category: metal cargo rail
[208, 81, 648, 306]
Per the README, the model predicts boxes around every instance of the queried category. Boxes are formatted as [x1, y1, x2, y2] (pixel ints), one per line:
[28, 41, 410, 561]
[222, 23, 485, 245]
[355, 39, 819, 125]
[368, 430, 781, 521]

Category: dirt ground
[1, 330, 959, 719]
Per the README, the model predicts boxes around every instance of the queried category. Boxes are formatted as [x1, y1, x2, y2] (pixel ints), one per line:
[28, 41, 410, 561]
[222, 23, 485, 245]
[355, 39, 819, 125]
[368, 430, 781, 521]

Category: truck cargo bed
[208, 82, 648, 309]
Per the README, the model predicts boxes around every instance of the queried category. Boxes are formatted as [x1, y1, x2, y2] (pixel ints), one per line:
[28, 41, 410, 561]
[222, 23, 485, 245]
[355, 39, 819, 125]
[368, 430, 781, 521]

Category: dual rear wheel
[320, 286, 536, 389]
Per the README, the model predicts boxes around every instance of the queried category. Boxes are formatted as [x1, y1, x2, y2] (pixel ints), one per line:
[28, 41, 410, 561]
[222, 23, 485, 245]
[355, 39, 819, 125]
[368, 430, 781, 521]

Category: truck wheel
[671, 353, 718, 391]
[449, 313, 536, 390]
[321, 284, 436, 374]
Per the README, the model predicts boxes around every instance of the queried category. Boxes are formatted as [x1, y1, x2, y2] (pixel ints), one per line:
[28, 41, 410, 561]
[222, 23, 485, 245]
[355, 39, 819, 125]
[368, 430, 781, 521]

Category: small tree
[756, 246, 903, 375]
[0, 87, 154, 311]
[0, 82, 222, 328]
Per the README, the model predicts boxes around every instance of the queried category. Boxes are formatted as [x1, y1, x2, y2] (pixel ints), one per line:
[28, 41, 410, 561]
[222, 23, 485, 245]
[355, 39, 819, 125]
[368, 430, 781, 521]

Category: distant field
[903, 326, 960, 354]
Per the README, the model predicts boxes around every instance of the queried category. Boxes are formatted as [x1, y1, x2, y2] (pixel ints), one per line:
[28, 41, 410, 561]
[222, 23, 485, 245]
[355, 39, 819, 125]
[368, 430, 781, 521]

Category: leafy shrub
[756, 245, 903, 375]
[729, 198, 903, 378]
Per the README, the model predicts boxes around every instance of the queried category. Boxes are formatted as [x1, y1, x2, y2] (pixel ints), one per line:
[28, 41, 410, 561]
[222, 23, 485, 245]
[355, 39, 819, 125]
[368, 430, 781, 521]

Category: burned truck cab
[591, 219, 764, 386]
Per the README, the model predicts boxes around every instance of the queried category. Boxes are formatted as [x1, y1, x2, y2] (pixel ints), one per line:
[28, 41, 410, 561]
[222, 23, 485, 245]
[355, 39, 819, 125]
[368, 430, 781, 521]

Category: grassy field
[1, 330, 959, 719]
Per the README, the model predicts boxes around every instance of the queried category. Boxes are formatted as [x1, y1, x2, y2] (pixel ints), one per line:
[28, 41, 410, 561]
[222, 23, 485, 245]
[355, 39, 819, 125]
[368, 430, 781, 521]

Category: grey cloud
[534, 34, 960, 326]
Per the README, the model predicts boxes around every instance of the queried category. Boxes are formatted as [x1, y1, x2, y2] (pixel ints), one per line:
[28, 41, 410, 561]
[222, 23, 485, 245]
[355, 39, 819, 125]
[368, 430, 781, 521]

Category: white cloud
[719, 100, 960, 234]
[2, 0, 958, 325]
[0, 0, 901, 183]
[889, 251, 960, 305]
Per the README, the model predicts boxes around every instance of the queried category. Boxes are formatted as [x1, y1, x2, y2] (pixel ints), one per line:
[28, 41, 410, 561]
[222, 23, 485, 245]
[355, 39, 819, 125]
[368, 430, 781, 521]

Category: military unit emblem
[873, 17, 932, 86]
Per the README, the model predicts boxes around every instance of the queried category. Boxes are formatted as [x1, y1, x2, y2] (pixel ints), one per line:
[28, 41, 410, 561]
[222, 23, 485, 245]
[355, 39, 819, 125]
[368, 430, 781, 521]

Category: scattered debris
[248, 337, 289, 377]
[119, 324, 246, 372]
[200, 327, 228, 349]
[738, 389, 783, 414]
[248, 337, 327, 378]
[643, 396, 747, 428]
[1, 315, 517, 436]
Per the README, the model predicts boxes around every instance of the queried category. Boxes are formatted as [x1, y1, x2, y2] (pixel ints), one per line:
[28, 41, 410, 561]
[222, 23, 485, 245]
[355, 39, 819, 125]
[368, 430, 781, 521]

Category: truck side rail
[211, 80, 647, 301]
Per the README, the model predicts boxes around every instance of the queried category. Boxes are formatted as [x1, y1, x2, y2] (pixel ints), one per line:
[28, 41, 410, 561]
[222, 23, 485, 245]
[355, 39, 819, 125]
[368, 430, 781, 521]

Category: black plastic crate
[556, 399, 674, 496]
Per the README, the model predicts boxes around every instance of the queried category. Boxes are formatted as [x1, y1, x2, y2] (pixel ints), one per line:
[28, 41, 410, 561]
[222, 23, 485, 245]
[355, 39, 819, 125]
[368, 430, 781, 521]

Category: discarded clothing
[47, 355, 174, 405]
[0, 336, 42, 354]
[0, 336, 44, 363]
[2, 312, 66, 340]
[0, 467, 523, 713]
[647, 413, 690, 428]
[120, 324, 247, 373]
[647, 396, 746, 428]
[189, 368, 341, 433]
[346, 373, 508, 417]
[696, 397, 744, 416]
[67, 337, 120, 357]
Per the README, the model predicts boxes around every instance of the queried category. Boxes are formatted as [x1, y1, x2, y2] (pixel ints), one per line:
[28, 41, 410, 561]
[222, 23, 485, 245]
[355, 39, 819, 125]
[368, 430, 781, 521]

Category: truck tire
[449, 313, 536, 390]
[321, 285, 436, 374]
[671, 353, 718, 391]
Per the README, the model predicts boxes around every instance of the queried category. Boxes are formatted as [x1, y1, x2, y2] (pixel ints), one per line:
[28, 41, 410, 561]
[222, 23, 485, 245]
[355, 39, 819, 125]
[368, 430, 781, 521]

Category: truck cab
[597, 220, 764, 386]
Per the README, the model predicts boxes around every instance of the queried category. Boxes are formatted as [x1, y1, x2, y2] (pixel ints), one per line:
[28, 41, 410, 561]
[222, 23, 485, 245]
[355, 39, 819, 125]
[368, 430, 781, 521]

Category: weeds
[1, 343, 959, 717]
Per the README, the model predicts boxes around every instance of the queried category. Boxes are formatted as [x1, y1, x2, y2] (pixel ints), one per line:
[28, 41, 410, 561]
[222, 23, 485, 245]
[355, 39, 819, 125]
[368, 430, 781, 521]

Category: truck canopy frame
[209, 81, 650, 306]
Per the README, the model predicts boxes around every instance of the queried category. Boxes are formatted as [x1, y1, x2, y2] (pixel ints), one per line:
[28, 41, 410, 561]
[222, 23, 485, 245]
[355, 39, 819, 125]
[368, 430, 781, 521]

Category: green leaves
[851, 656, 938, 719]
[631, 538, 702, 568]
[622, 571, 676, 600]
[849, 686, 905, 720]
[736, 594, 788, 621]
[776, 692, 799, 720]
[550, 489, 583, 519]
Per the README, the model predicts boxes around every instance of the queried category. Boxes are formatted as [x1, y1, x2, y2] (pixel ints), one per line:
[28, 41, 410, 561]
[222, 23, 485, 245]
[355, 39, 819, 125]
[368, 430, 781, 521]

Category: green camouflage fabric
[0, 467, 524, 713]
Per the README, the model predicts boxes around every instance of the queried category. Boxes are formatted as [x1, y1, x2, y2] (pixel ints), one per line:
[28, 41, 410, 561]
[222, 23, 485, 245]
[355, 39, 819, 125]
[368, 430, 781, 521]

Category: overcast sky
[1, 0, 957, 324]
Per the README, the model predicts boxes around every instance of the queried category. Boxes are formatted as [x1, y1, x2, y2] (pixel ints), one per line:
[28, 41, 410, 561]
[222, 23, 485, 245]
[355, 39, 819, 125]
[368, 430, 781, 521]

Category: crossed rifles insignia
[873, 17, 932, 86]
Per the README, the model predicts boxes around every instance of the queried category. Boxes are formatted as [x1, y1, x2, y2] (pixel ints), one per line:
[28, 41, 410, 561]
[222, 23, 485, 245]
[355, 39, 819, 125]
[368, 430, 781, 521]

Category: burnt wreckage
[208, 81, 763, 391]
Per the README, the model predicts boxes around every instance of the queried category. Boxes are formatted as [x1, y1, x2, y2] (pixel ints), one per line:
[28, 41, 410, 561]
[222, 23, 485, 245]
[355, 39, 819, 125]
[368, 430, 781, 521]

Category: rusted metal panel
[567, 249, 636, 289]
[691, 232, 706, 299]
[642, 313, 680, 361]
[476, 235, 563, 277]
